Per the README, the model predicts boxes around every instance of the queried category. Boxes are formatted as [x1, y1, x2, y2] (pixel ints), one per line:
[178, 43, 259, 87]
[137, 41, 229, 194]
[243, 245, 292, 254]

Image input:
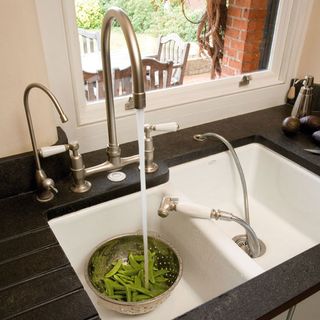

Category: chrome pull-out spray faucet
[23, 83, 68, 202]
[158, 196, 262, 258]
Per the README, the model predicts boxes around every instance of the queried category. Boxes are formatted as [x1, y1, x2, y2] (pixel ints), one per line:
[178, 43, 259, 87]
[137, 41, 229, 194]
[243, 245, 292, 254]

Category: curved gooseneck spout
[101, 7, 146, 167]
[194, 133, 250, 224]
[23, 83, 68, 202]
[193, 132, 261, 258]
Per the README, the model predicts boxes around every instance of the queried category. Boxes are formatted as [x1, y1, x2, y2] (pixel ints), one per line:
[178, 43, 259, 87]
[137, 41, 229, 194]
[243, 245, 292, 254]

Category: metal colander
[85, 233, 182, 315]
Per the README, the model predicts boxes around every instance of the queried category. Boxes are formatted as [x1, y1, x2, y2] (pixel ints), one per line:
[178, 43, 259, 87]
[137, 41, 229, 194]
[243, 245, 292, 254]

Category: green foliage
[76, 0, 202, 42]
[75, 0, 105, 29]
[148, 6, 202, 42]
[105, 0, 154, 33]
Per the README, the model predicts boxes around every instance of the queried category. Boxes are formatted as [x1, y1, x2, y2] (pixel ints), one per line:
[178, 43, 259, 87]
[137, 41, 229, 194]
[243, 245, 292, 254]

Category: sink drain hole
[232, 234, 266, 258]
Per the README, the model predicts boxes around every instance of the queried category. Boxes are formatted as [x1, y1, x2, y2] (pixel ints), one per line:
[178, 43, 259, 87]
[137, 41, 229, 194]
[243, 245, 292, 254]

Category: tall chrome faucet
[70, 8, 146, 192]
[23, 83, 68, 202]
[102, 7, 146, 168]
[70, 8, 179, 193]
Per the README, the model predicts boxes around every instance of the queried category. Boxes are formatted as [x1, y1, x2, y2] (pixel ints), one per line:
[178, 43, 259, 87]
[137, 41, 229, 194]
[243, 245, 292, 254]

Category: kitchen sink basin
[168, 142, 320, 271]
[49, 142, 319, 319]
[49, 184, 262, 320]
[166, 141, 320, 320]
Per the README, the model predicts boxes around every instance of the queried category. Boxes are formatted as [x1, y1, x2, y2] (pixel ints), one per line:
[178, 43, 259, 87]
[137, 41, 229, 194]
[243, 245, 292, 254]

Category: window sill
[78, 70, 283, 126]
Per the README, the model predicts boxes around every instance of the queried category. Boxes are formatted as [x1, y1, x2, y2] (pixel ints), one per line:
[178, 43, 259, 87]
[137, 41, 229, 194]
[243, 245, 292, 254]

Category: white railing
[78, 28, 100, 55]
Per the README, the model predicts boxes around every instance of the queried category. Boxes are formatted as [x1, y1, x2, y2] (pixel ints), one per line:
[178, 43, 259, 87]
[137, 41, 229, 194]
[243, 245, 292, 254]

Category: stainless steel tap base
[145, 162, 158, 173]
[71, 180, 92, 193]
[36, 191, 54, 203]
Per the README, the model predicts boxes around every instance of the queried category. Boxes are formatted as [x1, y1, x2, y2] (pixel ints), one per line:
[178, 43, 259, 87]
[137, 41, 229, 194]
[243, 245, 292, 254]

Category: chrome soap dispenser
[291, 75, 314, 118]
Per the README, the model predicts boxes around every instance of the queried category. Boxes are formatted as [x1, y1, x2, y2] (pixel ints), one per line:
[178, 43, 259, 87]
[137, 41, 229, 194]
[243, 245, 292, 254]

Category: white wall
[0, 0, 57, 158]
[297, 0, 320, 82]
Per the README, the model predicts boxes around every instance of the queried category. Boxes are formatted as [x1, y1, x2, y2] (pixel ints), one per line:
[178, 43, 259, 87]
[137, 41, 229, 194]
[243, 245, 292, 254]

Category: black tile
[0, 227, 57, 263]
[0, 127, 70, 199]
[0, 267, 82, 319]
[0, 245, 69, 290]
[10, 289, 98, 320]
[0, 194, 48, 241]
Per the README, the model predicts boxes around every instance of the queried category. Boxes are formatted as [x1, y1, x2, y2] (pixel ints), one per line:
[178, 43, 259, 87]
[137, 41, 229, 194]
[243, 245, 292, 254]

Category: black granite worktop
[0, 105, 319, 319]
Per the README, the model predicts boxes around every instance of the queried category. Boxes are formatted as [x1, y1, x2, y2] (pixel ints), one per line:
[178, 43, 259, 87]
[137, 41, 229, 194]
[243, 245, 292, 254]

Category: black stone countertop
[0, 105, 319, 319]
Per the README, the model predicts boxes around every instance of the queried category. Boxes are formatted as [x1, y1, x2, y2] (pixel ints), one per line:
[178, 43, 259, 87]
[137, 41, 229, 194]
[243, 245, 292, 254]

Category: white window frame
[35, 0, 313, 153]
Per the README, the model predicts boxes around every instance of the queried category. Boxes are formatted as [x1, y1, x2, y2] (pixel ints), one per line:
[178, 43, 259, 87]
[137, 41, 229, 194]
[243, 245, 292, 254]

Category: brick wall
[221, 0, 268, 77]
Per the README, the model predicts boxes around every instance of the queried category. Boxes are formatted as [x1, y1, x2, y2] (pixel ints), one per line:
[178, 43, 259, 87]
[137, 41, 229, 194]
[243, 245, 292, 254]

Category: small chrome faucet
[23, 83, 68, 202]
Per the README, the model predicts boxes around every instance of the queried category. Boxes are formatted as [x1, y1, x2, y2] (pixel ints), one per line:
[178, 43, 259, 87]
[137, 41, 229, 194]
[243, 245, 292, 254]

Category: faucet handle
[39, 145, 69, 158]
[149, 122, 180, 132]
[144, 122, 179, 174]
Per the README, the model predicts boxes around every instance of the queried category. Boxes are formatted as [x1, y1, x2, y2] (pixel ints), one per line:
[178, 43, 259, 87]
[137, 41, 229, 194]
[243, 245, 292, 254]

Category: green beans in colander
[90, 250, 171, 302]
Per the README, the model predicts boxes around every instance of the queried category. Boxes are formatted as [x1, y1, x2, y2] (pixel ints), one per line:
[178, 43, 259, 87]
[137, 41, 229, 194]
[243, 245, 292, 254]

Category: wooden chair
[113, 58, 173, 97]
[154, 33, 190, 86]
[83, 71, 105, 101]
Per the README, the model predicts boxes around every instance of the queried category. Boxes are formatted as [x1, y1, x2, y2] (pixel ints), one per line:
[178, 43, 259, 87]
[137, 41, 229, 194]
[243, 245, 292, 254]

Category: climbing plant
[181, 0, 226, 79]
[196, 0, 227, 79]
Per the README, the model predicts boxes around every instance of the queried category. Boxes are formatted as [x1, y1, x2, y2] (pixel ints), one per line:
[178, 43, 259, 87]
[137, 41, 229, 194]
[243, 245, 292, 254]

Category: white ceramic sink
[49, 184, 262, 320]
[168, 142, 320, 271]
[49, 142, 320, 319]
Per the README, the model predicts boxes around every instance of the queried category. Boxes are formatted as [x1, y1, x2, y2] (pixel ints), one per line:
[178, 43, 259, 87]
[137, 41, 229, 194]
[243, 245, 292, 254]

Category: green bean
[154, 269, 168, 277]
[155, 275, 168, 283]
[132, 254, 144, 261]
[148, 256, 155, 284]
[108, 294, 125, 301]
[129, 253, 141, 270]
[138, 269, 144, 284]
[121, 264, 135, 272]
[127, 284, 153, 297]
[113, 274, 128, 287]
[117, 273, 133, 281]
[134, 275, 141, 288]
[126, 286, 132, 302]
[104, 278, 125, 290]
[116, 274, 134, 285]
[104, 279, 114, 296]
[118, 268, 139, 276]
[104, 259, 122, 278]
[132, 291, 138, 302]
[114, 290, 126, 294]
[151, 281, 169, 290]
[135, 294, 151, 301]
[150, 288, 166, 296]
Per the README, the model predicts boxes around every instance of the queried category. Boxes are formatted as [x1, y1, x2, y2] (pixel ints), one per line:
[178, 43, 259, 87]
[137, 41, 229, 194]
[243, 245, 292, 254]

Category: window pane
[75, 0, 279, 102]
